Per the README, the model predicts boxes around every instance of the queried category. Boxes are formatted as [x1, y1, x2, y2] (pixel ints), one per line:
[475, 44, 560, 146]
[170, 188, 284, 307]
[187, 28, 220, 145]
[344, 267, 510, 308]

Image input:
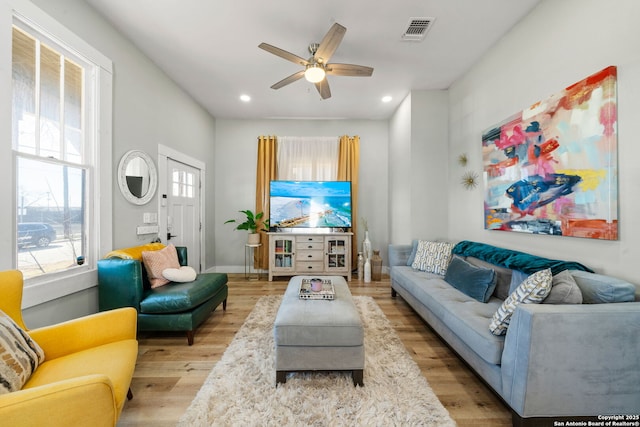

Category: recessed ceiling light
[240, 94, 251, 102]
[382, 96, 392, 103]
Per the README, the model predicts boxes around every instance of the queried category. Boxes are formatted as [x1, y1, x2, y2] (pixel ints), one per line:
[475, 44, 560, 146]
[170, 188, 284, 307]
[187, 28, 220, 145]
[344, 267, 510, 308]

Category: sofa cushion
[392, 266, 505, 364]
[444, 255, 497, 303]
[569, 270, 636, 303]
[23, 339, 138, 413]
[140, 272, 228, 314]
[142, 244, 181, 288]
[489, 268, 552, 335]
[0, 309, 45, 394]
[411, 241, 454, 275]
[466, 256, 513, 300]
[544, 270, 583, 304]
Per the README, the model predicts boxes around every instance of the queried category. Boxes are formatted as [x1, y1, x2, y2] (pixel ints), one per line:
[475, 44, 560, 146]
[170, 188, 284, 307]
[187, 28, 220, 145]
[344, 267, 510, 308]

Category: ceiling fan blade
[315, 79, 331, 99]
[271, 70, 305, 90]
[314, 23, 346, 64]
[326, 63, 374, 77]
[258, 43, 309, 66]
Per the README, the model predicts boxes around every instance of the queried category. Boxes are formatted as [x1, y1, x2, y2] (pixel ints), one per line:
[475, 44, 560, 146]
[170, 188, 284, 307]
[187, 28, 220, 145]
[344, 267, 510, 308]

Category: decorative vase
[371, 250, 382, 281]
[362, 231, 372, 261]
[357, 252, 364, 281]
[364, 258, 371, 283]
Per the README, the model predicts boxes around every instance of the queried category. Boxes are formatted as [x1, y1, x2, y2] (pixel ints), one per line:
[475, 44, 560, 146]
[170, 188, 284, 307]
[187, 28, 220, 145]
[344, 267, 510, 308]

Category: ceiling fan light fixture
[304, 63, 325, 83]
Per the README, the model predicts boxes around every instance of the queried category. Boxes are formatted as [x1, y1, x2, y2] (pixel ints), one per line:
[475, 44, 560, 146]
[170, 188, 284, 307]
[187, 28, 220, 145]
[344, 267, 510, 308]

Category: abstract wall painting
[482, 66, 618, 240]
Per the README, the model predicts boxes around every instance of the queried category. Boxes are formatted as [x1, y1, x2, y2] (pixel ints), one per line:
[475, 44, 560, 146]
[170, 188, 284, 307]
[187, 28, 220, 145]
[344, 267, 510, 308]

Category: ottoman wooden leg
[352, 369, 363, 386]
[276, 370, 287, 386]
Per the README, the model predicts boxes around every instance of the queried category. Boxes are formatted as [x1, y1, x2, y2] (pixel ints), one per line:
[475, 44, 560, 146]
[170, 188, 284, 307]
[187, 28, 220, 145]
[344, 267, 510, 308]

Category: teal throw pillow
[444, 255, 497, 303]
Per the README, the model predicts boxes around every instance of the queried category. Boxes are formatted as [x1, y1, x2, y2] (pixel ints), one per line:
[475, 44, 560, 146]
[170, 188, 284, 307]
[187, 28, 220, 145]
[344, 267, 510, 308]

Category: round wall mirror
[117, 150, 158, 205]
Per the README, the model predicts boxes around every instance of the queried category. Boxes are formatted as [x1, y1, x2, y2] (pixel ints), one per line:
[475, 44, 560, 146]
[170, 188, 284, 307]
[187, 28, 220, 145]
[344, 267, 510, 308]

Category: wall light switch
[143, 213, 158, 224]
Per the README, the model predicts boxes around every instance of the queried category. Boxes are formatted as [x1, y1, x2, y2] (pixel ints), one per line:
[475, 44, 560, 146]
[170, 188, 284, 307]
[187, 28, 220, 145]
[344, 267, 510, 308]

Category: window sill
[22, 268, 97, 309]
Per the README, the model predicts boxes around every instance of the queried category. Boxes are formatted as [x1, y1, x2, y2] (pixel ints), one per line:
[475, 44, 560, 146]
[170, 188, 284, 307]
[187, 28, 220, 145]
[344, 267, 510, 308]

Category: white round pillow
[162, 266, 197, 283]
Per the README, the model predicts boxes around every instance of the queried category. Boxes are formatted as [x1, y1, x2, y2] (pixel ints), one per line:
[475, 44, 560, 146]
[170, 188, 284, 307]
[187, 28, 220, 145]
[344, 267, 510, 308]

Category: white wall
[388, 91, 449, 244]
[7, 0, 217, 326]
[388, 94, 412, 244]
[213, 119, 388, 271]
[447, 0, 640, 282]
[28, 0, 217, 252]
[410, 91, 449, 240]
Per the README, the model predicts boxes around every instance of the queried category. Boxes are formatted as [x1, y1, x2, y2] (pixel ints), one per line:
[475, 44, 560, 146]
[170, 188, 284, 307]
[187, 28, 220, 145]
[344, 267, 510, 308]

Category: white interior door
[166, 158, 201, 271]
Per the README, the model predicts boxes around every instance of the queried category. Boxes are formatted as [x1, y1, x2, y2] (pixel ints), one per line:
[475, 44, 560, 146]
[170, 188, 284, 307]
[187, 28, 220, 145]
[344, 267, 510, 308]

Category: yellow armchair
[0, 270, 138, 427]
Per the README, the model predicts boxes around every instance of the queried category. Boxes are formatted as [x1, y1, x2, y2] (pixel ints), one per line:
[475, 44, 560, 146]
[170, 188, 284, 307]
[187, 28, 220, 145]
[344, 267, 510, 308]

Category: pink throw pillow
[142, 244, 181, 288]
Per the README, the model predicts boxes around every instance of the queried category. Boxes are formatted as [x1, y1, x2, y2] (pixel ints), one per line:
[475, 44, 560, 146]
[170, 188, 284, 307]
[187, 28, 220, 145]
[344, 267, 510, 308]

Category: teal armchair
[97, 243, 228, 345]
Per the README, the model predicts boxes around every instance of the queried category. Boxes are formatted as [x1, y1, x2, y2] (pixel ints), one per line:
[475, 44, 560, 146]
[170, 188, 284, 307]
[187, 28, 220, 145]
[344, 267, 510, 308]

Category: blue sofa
[389, 240, 640, 425]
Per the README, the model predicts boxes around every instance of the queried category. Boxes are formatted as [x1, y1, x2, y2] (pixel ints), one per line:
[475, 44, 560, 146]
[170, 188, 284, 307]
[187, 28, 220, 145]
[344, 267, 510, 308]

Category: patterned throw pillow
[142, 244, 181, 288]
[411, 241, 455, 276]
[489, 268, 552, 336]
[0, 310, 45, 394]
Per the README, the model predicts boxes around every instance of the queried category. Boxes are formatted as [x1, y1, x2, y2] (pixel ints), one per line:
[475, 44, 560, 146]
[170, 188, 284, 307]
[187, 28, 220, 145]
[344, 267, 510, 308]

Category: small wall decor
[457, 153, 468, 166]
[482, 66, 618, 240]
[461, 171, 479, 190]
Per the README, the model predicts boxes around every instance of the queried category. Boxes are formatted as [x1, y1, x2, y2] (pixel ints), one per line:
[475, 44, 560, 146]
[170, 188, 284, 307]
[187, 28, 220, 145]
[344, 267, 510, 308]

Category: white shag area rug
[178, 295, 456, 427]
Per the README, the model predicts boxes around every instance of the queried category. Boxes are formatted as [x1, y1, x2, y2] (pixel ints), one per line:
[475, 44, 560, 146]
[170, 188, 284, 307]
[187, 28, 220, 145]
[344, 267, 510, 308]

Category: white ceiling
[84, 0, 541, 120]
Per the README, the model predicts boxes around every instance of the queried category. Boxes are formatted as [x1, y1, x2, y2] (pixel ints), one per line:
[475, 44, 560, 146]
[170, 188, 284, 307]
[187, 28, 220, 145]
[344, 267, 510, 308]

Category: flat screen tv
[269, 180, 352, 229]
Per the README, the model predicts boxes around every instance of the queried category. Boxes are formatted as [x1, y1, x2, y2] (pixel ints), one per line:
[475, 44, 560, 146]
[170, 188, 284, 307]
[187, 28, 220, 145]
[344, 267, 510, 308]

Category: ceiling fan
[258, 22, 373, 100]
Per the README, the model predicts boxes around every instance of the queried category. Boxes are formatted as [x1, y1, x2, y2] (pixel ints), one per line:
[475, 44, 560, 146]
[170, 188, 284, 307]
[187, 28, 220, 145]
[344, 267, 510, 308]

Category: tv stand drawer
[297, 250, 324, 261]
[297, 261, 323, 272]
[296, 235, 323, 243]
[297, 242, 323, 250]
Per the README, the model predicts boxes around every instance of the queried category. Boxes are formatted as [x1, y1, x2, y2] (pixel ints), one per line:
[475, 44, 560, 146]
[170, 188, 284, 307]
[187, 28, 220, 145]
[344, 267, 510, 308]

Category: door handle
[167, 232, 178, 240]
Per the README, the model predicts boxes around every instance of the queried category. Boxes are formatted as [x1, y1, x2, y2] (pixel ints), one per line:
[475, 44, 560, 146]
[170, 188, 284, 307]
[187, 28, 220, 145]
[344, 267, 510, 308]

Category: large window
[12, 24, 91, 279]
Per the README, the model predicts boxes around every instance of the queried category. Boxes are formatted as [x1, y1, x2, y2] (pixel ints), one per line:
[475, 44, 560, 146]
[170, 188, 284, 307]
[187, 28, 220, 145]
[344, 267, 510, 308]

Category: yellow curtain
[338, 135, 360, 267]
[255, 136, 277, 269]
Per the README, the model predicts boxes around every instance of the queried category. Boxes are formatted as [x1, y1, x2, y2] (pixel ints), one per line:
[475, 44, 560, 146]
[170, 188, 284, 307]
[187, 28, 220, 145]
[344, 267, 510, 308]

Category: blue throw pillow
[406, 239, 419, 266]
[444, 255, 497, 303]
[569, 270, 636, 303]
[508, 270, 529, 295]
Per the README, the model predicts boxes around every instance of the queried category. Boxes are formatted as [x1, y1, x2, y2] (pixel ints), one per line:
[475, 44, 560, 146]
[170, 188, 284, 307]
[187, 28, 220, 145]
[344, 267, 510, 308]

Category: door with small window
[166, 158, 201, 271]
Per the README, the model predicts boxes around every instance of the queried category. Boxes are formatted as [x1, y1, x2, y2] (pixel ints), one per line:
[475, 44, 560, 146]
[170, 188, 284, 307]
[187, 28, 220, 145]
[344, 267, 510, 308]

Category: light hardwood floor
[117, 275, 512, 426]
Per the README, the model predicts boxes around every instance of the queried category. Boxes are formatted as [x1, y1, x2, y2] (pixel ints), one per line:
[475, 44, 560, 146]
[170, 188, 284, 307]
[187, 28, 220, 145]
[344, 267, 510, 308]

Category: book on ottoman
[299, 278, 335, 300]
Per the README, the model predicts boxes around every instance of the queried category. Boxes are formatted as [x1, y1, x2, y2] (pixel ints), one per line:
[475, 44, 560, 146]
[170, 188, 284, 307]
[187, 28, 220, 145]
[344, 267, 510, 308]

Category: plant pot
[247, 233, 261, 245]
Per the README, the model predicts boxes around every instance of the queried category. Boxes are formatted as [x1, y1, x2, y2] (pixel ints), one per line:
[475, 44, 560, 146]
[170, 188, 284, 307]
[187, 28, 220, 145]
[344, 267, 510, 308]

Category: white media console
[267, 231, 352, 281]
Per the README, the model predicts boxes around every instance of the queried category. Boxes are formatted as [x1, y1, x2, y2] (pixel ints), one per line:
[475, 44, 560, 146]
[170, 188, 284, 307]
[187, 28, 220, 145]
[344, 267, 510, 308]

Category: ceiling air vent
[401, 17, 435, 41]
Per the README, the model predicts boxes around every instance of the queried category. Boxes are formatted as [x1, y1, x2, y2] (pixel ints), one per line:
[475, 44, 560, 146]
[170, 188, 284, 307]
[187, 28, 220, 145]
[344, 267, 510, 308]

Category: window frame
[5, 0, 113, 308]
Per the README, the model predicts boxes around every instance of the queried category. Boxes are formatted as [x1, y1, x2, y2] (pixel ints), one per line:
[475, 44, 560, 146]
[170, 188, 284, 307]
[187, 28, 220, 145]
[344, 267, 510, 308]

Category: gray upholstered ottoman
[274, 276, 364, 386]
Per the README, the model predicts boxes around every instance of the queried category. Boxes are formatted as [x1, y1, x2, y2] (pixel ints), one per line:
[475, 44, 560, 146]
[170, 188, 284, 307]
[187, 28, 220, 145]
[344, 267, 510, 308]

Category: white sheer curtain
[277, 136, 339, 180]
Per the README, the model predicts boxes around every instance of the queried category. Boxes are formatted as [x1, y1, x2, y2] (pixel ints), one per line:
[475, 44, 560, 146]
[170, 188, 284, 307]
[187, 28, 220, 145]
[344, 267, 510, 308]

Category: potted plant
[225, 210, 270, 244]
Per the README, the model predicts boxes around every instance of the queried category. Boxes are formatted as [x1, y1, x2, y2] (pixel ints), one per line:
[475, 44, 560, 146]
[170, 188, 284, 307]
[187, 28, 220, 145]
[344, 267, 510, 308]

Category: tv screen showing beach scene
[270, 181, 352, 228]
